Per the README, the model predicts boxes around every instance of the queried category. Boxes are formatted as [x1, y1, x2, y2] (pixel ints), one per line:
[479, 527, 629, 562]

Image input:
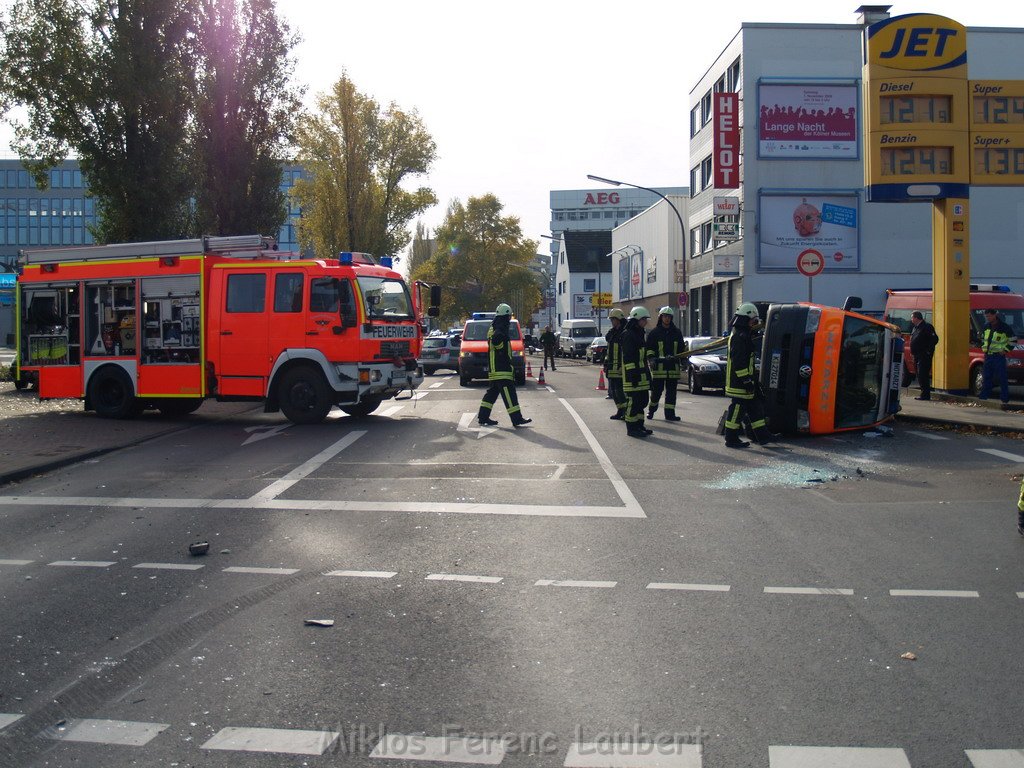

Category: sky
[6, 1, 1024, 256]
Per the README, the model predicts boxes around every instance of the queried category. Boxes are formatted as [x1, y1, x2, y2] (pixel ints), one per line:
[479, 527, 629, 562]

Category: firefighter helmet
[736, 303, 759, 319]
[629, 306, 651, 320]
[495, 303, 512, 316]
[658, 306, 674, 317]
[608, 308, 625, 320]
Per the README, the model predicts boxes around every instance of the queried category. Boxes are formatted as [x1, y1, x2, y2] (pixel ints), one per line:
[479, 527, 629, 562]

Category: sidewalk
[896, 386, 1024, 433]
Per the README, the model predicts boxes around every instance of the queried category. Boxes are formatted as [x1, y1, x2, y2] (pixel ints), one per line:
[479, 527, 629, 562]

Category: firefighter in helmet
[478, 303, 532, 428]
[605, 308, 627, 420]
[724, 302, 771, 448]
[646, 306, 683, 421]
[620, 306, 653, 438]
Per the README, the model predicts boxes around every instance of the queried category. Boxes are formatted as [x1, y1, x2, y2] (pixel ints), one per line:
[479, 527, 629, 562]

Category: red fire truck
[15, 235, 439, 424]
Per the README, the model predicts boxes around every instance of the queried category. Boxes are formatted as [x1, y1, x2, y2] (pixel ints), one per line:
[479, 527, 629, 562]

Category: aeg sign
[865, 13, 967, 78]
[714, 93, 739, 189]
[583, 192, 620, 205]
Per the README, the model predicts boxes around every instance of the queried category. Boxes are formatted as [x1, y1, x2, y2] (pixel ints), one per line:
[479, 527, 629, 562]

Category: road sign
[678, 292, 688, 308]
[796, 249, 825, 277]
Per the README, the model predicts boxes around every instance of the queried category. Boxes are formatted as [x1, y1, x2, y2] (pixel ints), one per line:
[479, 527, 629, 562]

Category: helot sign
[584, 192, 620, 205]
[714, 93, 740, 189]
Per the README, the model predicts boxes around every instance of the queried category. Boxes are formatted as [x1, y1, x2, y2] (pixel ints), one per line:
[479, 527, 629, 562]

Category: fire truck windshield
[357, 277, 414, 320]
[835, 317, 887, 429]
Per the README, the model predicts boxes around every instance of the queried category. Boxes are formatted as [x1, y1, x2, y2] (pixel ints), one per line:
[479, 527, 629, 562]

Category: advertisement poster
[618, 256, 630, 301]
[572, 293, 596, 319]
[758, 194, 859, 271]
[629, 252, 644, 300]
[758, 83, 858, 158]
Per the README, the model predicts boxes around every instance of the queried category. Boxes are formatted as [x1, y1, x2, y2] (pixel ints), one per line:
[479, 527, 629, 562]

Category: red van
[884, 285, 1024, 394]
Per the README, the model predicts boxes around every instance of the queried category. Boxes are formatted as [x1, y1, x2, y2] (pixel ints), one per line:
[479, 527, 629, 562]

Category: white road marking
[1018, 592, 1024, 599]
[223, 566, 299, 575]
[133, 562, 204, 571]
[0, 713, 23, 731]
[559, 398, 644, 516]
[43, 718, 169, 747]
[905, 429, 949, 441]
[769, 746, 911, 767]
[546, 386, 556, 393]
[411, 391, 430, 400]
[370, 734, 506, 764]
[325, 570, 397, 579]
[458, 412, 497, 439]
[241, 423, 291, 446]
[429, 382, 444, 388]
[977, 448, 1024, 463]
[764, 587, 855, 596]
[49, 560, 115, 568]
[647, 583, 731, 592]
[564, 741, 701, 767]
[889, 589, 979, 598]
[426, 573, 503, 584]
[0, 559, 33, 566]
[379, 406, 404, 418]
[248, 430, 366, 502]
[966, 749, 1024, 767]
[549, 463, 567, 481]
[535, 579, 617, 588]
[202, 726, 339, 755]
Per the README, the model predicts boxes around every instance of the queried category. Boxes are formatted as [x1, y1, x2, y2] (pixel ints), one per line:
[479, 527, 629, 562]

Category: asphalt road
[0, 359, 1022, 768]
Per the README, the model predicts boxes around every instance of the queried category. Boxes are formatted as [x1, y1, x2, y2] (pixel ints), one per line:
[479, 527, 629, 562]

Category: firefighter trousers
[608, 376, 626, 414]
[649, 377, 679, 415]
[625, 389, 650, 427]
[725, 396, 769, 443]
[478, 380, 522, 421]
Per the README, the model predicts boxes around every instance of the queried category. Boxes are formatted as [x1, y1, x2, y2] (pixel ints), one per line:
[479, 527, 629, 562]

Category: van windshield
[570, 326, 598, 338]
[835, 317, 887, 429]
[971, 309, 1024, 340]
[462, 320, 521, 341]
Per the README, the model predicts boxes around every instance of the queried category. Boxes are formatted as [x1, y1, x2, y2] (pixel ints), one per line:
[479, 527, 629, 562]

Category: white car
[586, 337, 608, 363]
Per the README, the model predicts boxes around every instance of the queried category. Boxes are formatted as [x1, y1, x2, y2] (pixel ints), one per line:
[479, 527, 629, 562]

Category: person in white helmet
[604, 308, 627, 419]
[477, 303, 532, 428]
[645, 306, 684, 421]
[620, 306, 653, 438]
[724, 303, 771, 448]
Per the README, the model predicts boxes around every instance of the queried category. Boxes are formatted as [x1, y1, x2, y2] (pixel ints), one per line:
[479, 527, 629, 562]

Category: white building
[687, 9, 1024, 334]
[552, 230, 611, 333]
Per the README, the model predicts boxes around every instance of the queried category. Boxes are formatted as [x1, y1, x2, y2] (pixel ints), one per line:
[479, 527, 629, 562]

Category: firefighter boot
[511, 416, 533, 428]
[627, 423, 650, 439]
[724, 427, 749, 449]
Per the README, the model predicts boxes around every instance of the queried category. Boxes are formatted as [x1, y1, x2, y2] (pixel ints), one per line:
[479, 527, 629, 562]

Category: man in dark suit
[909, 311, 939, 400]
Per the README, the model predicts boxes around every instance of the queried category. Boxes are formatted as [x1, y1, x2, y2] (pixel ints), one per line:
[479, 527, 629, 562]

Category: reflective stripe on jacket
[725, 326, 756, 399]
[619, 321, 649, 393]
[982, 321, 1015, 355]
[645, 323, 683, 379]
[605, 325, 623, 379]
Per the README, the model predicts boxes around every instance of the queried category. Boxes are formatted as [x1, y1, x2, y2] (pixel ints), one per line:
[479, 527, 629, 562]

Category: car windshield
[571, 327, 598, 338]
[356, 277, 414, 320]
[971, 309, 1024, 340]
[422, 338, 448, 348]
[462, 320, 521, 341]
[835, 317, 887, 429]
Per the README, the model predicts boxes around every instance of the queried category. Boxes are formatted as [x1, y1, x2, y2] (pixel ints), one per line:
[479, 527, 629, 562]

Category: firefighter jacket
[604, 324, 623, 378]
[645, 322, 684, 379]
[487, 316, 515, 381]
[725, 317, 757, 400]
[619, 319, 649, 393]
[982, 321, 1016, 355]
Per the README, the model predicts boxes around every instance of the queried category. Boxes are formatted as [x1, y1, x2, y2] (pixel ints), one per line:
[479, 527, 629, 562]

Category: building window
[701, 156, 713, 190]
[728, 57, 741, 91]
[701, 90, 712, 126]
[690, 226, 702, 257]
[714, 74, 726, 93]
[690, 165, 700, 196]
[701, 221, 713, 252]
[554, 212, 565, 221]
[604, 210, 613, 218]
[584, 279, 596, 292]
[690, 104, 701, 137]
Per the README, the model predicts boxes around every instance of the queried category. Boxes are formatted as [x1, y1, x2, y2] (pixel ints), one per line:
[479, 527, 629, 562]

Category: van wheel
[89, 366, 138, 419]
[971, 364, 984, 395]
[157, 398, 203, 418]
[279, 367, 332, 424]
[341, 396, 382, 418]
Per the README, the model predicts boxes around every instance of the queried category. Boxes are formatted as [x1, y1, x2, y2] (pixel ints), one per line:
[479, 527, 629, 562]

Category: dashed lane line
[0, 559, 33, 566]
[202, 726, 339, 755]
[905, 429, 950, 441]
[647, 583, 731, 592]
[379, 405, 404, 418]
[42, 718, 169, 747]
[1018, 592, 1024, 599]
[564, 741, 701, 768]
[325, 570, 397, 578]
[535, 579, 617, 589]
[132, 562, 205, 571]
[48, 560, 116, 568]
[222, 566, 300, 575]
[426, 573, 503, 584]
[889, 589, 980, 598]
[370, 734, 506, 764]
[764, 587, 855, 596]
[966, 749, 1024, 767]
[769, 745, 910, 767]
[0, 713, 23, 731]
[977, 448, 1024, 463]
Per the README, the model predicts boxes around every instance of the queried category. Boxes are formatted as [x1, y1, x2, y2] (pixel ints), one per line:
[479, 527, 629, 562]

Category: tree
[191, 0, 302, 237]
[407, 220, 434, 276]
[412, 194, 541, 327]
[291, 74, 436, 259]
[0, 0, 198, 242]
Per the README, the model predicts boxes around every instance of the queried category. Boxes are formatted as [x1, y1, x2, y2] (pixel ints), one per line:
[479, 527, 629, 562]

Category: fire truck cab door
[215, 269, 270, 397]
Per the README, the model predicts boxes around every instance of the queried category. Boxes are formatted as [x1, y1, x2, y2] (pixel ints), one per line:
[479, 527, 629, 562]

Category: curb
[895, 412, 1024, 435]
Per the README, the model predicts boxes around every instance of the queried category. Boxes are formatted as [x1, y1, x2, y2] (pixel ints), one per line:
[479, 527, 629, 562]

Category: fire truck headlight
[371, 370, 382, 382]
[359, 370, 370, 384]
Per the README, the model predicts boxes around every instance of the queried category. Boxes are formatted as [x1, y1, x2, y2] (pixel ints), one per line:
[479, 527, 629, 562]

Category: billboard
[617, 256, 630, 301]
[714, 93, 740, 188]
[758, 193, 859, 271]
[629, 251, 644, 300]
[572, 293, 596, 319]
[758, 83, 858, 158]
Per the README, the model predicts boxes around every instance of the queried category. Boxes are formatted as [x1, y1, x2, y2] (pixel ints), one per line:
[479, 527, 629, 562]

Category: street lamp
[587, 174, 688, 331]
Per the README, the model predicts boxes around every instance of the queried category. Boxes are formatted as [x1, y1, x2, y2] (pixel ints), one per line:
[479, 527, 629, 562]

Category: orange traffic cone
[527, 359, 534, 378]
[537, 367, 546, 386]
[596, 368, 607, 390]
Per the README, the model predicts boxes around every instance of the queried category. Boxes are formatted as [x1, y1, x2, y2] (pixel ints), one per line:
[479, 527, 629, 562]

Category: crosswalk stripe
[380, 406, 404, 418]
[133, 562, 204, 571]
[223, 566, 299, 575]
[426, 574, 503, 583]
[965, 749, 1024, 767]
[43, 718, 169, 747]
[764, 587, 855, 596]
[769, 745, 911, 767]
[0, 559, 33, 566]
[370, 734, 506, 764]
[905, 430, 949, 441]
[647, 583, 730, 592]
[325, 570, 397, 579]
[0, 713, 23, 731]
[48, 560, 116, 568]
[977, 448, 1024, 463]
[563, 741, 701, 767]
[535, 579, 617, 589]
[202, 726, 339, 755]
[889, 589, 979, 598]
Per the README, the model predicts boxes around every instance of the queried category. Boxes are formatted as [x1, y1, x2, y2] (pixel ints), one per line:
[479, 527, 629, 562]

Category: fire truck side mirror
[427, 306, 440, 318]
[429, 285, 441, 307]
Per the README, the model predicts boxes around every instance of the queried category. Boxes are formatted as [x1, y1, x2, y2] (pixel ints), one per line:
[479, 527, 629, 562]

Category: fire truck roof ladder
[19, 235, 277, 266]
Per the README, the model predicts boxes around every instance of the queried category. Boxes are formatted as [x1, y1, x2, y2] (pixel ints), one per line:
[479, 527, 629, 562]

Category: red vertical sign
[714, 92, 739, 189]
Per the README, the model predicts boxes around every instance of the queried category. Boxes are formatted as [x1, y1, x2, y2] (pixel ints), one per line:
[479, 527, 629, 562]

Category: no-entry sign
[796, 249, 825, 277]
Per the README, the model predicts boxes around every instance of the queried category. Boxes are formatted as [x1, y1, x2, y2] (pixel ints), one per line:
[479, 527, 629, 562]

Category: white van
[559, 319, 601, 358]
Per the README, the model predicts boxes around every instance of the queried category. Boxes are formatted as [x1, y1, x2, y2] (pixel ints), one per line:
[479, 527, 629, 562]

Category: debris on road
[900, 652, 917, 661]
[188, 541, 210, 556]
[304, 619, 335, 627]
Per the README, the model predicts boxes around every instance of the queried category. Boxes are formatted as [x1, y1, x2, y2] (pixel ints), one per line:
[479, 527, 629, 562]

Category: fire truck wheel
[340, 396, 383, 418]
[279, 367, 332, 424]
[88, 366, 138, 419]
[157, 398, 203, 418]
